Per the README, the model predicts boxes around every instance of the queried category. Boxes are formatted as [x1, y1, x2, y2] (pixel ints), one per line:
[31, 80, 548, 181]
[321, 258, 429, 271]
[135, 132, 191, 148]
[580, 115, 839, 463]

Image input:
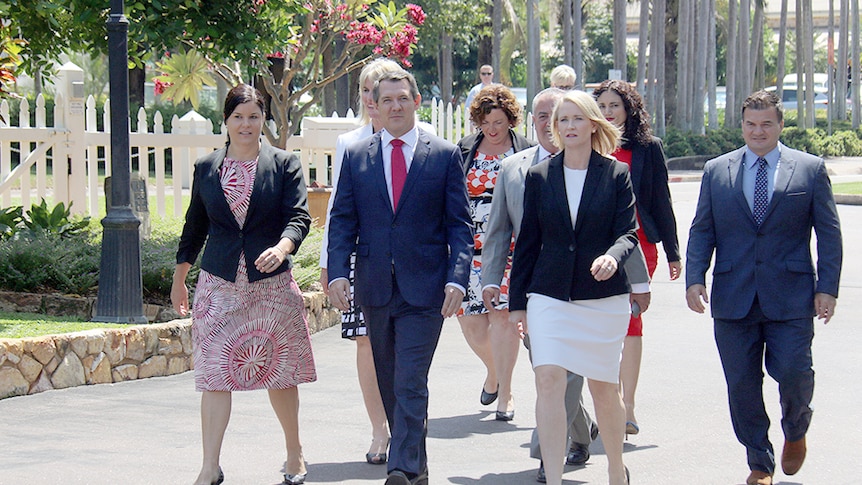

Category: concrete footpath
[1, 180, 861, 485]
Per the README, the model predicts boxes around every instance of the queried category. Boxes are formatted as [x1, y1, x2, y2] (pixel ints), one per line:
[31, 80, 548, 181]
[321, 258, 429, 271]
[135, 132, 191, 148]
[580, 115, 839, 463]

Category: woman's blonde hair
[357, 58, 402, 124]
[551, 90, 620, 155]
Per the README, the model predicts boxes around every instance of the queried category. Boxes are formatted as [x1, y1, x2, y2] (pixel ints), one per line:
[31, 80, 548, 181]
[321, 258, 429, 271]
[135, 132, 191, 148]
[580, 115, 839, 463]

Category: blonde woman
[508, 90, 636, 485]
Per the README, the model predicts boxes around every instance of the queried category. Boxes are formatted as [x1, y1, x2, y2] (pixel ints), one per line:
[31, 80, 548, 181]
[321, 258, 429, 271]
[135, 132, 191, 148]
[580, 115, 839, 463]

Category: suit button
[238, 233, 243, 239]
[568, 245, 575, 252]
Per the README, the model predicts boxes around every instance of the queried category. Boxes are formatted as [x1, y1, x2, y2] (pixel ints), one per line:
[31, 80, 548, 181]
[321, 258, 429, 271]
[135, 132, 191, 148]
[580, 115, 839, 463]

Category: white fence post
[0, 99, 9, 208]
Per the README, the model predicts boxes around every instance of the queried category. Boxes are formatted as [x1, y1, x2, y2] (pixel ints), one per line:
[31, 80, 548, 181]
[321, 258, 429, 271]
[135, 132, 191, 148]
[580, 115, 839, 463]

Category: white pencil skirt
[526, 293, 630, 384]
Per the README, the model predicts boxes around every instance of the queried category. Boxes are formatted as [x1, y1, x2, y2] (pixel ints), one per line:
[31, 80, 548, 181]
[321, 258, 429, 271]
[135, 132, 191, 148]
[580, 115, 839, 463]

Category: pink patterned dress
[192, 157, 317, 392]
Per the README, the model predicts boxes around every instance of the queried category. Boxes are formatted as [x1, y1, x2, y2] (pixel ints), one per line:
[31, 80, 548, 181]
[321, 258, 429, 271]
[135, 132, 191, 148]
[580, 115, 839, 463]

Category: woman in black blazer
[171, 84, 314, 485]
[509, 90, 637, 485]
[595, 79, 681, 437]
[455, 84, 534, 421]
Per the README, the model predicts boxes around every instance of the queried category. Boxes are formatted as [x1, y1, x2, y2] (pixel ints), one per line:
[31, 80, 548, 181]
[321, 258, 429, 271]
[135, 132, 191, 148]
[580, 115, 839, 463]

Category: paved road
[1, 178, 860, 485]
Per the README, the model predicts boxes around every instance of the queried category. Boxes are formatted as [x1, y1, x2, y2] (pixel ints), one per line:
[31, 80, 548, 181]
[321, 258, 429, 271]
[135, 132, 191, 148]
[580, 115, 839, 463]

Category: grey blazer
[483, 146, 649, 294]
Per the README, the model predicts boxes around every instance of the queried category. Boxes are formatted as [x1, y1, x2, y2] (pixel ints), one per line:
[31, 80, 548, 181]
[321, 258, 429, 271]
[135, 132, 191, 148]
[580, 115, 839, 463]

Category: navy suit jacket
[686, 144, 842, 321]
[508, 151, 639, 311]
[627, 137, 680, 262]
[176, 143, 311, 283]
[327, 129, 474, 309]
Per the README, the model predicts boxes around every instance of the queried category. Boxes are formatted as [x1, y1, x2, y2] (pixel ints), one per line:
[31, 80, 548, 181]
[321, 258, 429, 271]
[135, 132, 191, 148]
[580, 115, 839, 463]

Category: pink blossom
[406, 4, 425, 26]
[153, 78, 173, 96]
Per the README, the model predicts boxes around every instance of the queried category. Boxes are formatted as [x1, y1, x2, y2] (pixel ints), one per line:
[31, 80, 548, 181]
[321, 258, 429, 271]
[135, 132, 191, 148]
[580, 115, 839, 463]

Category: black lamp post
[93, 0, 146, 324]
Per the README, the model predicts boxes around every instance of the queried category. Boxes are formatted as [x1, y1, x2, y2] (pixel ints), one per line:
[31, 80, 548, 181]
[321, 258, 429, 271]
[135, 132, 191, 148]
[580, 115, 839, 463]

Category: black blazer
[626, 137, 680, 261]
[508, 150, 639, 311]
[176, 142, 311, 283]
[457, 129, 535, 175]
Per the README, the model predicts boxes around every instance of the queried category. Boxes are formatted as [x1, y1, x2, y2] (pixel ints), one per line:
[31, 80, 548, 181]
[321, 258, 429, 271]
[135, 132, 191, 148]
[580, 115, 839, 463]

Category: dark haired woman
[594, 79, 681, 437]
[456, 84, 534, 421]
[172, 84, 315, 485]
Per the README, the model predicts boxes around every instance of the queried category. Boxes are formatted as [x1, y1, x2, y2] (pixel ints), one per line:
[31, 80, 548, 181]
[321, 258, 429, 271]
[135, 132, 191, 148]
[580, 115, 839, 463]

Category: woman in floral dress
[172, 84, 314, 485]
[456, 84, 534, 421]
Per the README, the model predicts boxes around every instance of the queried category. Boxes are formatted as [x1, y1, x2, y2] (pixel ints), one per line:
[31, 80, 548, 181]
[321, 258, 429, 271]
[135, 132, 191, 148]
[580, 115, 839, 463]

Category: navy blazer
[457, 129, 535, 175]
[627, 137, 680, 261]
[508, 151, 639, 311]
[686, 144, 842, 321]
[327, 129, 474, 309]
[176, 143, 311, 283]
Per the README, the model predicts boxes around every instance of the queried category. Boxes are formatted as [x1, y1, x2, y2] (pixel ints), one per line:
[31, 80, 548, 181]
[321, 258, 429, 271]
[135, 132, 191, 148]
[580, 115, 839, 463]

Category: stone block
[0, 367, 30, 399]
[157, 307, 182, 323]
[51, 352, 85, 389]
[87, 353, 112, 385]
[138, 355, 167, 379]
[69, 334, 89, 359]
[144, 327, 160, 356]
[0, 343, 6, 366]
[45, 355, 60, 374]
[167, 356, 189, 375]
[53, 335, 71, 355]
[26, 337, 57, 365]
[17, 354, 43, 383]
[112, 364, 138, 382]
[144, 303, 161, 322]
[42, 294, 92, 319]
[125, 329, 146, 362]
[29, 371, 54, 394]
[1, 340, 23, 364]
[103, 331, 126, 364]
[85, 331, 105, 355]
[180, 327, 193, 354]
[0, 291, 41, 313]
[158, 338, 183, 355]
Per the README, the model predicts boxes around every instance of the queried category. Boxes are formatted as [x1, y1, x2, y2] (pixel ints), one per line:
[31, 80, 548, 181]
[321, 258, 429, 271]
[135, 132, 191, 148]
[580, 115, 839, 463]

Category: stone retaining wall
[0, 292, 339, 400]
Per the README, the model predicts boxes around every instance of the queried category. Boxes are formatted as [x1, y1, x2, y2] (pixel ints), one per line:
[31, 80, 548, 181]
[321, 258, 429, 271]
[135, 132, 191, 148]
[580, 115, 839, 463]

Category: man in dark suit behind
[686, 90, 842, 485]
[327, 69, 473, 485]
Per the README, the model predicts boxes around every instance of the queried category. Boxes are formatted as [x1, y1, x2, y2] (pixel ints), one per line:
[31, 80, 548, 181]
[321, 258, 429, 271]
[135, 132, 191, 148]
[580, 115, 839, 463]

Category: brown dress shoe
[782, 436, 807, 475]
[746, 470, 773, 485]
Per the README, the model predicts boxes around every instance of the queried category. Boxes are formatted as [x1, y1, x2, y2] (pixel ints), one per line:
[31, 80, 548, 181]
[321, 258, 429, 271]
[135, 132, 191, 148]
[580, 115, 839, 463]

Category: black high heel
[625, 466, 630, 484]
[283, 471, 306, 485]
[365, 438, 390, 464]
[212, 467, 224, 485]
[480, 385, 498, 405]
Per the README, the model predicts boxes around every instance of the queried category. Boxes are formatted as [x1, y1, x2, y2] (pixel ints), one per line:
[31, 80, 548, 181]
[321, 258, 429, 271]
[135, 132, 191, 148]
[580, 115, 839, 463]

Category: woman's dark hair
[224, 84, 266, 121]
[469, 84, 522, 127]
[593, 80, 652, 147]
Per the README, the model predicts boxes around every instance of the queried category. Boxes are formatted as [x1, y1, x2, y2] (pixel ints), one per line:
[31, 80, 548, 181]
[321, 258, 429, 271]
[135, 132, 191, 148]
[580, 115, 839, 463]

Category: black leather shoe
[566, 442, 590, 466]
[536, 461, 546, 483]
[480, 386, 498, 405]
[384, 471, 411, 485]
[495, 410, 514, 421]
[590, 421, 599, 441]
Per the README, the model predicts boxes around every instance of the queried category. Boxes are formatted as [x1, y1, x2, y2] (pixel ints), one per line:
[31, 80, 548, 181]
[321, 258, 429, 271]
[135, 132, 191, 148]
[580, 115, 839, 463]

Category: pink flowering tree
[153, 0, 425, 149]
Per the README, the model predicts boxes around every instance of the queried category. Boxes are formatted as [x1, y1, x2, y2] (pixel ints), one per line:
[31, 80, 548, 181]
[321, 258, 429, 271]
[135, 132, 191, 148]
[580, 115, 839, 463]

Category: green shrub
[0, 206, 23, 239]
[0, 231, 100, 295]
[781, 127, 827, 156]
[22, 199, 91, 238]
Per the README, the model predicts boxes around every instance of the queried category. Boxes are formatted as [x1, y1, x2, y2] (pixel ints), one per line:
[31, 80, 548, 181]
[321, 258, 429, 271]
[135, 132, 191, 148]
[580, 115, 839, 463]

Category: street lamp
[93, 0, 146, 323]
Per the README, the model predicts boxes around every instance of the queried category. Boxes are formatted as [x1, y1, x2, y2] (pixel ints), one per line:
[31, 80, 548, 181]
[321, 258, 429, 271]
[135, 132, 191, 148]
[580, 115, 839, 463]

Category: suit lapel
[548, 154, 576, 239]
[728, 148, 751, 220]
[396, 131, 431, 216]
[629, 144, 644, 194]
[573, 152, 604, 236]
[366, 134, 392, 215]
[245, 142, 271, 224]
[763, 148, 797, 223]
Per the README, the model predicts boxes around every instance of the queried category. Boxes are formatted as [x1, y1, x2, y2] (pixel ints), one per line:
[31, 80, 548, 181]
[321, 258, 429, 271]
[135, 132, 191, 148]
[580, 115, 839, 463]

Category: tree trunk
[804, 0, 816, 127]
[441, 33, 454, 108]
[739, 0, 751, 98]
[852, 0, 860, 128]
[655, 0, 667, 135]
[563, 0, 573, 67]
[334, 38, 350, 117]
[707, 0, 718, 130]
[675, 0, 690, 130]
[836, 0, 858, 120]
[751, 1, 765, 90]
[527, 0, 540, 109]
[795, 0, 806, 128]
[636, 0, 650, 94]
[725, 0, 738, 127]
[777, 0, 788, 101]
[573, 1, 584, 88]
[322, 44, 336, 117]
[647, 0, 659, 115]
[493, 0, 502, 82]
[693, 0, 708, 134]
[613, 0, 628, 80]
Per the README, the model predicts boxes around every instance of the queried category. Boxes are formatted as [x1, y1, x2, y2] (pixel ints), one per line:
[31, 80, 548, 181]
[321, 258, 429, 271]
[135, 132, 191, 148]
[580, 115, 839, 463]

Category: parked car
[765, 85, 829, 110]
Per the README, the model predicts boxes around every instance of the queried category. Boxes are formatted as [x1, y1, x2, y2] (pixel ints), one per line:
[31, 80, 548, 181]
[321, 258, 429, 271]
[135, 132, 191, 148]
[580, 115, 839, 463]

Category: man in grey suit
[482, 87, 651, 482]
[686, 90, 842, 485]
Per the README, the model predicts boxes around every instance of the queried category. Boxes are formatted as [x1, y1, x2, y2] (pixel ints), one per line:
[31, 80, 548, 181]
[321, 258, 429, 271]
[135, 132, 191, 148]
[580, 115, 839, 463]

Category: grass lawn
[832, 182, 862, 195]
[0, 312, 129, 339]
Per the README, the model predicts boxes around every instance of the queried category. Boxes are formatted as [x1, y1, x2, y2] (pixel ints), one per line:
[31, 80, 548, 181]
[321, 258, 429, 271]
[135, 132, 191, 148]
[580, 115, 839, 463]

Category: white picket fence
[0, 89, 533, 219]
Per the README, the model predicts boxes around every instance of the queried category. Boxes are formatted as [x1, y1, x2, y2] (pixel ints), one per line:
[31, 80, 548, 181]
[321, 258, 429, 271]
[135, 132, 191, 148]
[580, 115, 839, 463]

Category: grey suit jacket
[686, 143, 842, 320]
[482, 146, 650, 295]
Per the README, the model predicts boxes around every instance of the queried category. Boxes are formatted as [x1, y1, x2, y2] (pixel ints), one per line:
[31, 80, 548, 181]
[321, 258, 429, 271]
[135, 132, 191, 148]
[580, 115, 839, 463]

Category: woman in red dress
[594, 80, 681, 437]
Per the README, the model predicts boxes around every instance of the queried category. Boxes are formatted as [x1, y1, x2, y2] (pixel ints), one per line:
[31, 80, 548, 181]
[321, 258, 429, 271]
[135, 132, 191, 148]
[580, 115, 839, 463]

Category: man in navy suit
[686, 90, 842, 485]
[327, 69, 473, 485]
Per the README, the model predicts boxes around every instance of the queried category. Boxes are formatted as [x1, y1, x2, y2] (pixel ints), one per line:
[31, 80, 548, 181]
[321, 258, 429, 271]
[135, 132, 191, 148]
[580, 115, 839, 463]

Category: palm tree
[613, 0, 627, 80]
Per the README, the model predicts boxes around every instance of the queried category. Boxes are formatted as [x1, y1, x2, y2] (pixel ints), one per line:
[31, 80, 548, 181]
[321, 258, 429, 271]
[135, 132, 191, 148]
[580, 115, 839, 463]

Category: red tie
[391, 139, 407, 210]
